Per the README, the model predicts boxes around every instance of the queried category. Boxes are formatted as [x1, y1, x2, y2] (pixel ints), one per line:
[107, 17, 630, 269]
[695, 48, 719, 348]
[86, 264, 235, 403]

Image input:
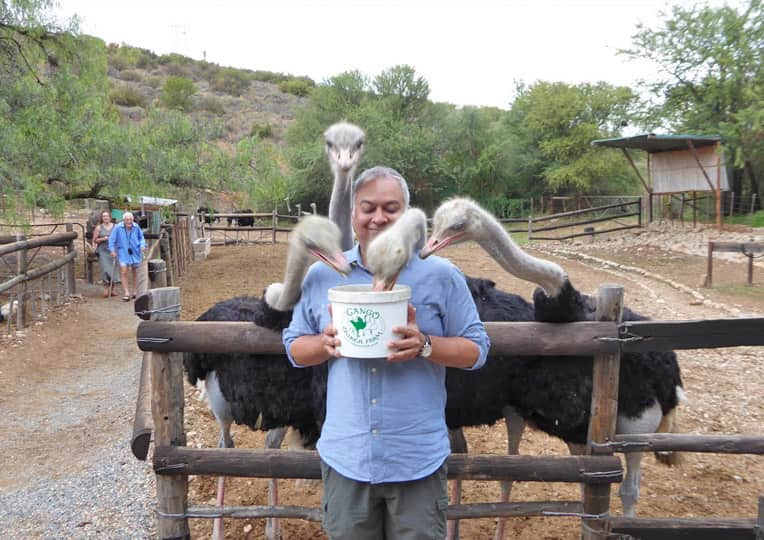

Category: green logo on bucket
[342, 306, 385, 347]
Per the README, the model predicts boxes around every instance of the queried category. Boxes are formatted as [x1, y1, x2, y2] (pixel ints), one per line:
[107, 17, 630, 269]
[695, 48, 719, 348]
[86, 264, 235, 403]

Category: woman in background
[91, 211, 120, 298]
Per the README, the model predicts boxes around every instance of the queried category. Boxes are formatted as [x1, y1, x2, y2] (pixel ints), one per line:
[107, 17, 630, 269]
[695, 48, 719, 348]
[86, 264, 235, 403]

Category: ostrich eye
[355, 140, 364, 151]
[325, 141, 334, 150]
[451, 221, 466, 231]
[303, 238, 317, 249]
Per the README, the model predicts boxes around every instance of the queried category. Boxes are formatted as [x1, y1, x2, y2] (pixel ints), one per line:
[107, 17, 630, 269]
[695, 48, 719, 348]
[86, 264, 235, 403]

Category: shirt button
[371, 399, 377, 405]
[371, 368, 377, 373]
[372, 429, 379, 435]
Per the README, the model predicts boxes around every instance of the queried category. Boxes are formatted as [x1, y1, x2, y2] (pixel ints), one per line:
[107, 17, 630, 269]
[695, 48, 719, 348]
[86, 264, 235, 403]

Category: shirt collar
[347, 244, 363, 268]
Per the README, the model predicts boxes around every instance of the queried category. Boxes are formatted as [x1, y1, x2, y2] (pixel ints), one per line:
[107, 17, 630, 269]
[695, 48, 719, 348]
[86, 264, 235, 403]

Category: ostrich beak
[311, 249, 352, 276]
[419, 232, 465, 258]
[372, 271, 400, 292]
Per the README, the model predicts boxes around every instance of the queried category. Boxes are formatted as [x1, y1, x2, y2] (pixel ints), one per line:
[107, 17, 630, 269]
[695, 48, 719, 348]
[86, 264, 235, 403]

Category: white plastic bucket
[328, 284, 411, 359]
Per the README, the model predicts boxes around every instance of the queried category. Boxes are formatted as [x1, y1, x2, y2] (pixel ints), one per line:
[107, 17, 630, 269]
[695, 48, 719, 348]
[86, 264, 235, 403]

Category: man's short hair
[122, 211, 134, 220]
[352, 166, 410, 211]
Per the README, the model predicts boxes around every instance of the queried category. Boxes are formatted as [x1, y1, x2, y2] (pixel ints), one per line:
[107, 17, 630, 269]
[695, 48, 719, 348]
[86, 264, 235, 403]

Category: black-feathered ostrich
[183, 215, 350, 540]
[421, 197, 687, 524]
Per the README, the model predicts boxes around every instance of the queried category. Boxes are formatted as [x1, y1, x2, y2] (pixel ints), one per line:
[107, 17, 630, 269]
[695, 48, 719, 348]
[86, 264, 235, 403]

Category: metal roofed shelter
[591, 133, 729, 229]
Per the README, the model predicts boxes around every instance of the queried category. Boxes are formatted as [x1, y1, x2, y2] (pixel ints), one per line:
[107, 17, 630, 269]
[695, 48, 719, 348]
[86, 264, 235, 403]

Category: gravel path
[0, 283, 157, 539]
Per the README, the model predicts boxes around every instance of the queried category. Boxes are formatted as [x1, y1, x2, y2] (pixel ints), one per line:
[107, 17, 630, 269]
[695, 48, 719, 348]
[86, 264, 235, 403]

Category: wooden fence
[197, 210, 306, 246]
[0, 226, 78, 332]
[132, 285, 764, 540]
[499, 200, 643, 242]
[705, 241, 764, 287]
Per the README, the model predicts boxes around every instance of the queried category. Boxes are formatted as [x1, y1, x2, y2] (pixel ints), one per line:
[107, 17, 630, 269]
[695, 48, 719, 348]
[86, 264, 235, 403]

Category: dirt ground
[2, 222, 763, 539]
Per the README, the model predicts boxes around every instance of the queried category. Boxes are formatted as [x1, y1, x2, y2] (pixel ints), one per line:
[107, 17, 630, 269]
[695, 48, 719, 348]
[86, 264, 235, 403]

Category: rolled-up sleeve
[443, 269, 490, 370]
[282, 268, 321, 368]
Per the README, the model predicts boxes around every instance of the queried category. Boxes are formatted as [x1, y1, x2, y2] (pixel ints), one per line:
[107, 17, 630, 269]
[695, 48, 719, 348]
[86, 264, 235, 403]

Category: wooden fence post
[148, 287, 189, 539]
[65, 223, 76, 295]
[706, 242, 714, 288]
[582, 284, 623, 540]
[16, 233, 27, 330]
[149, 259, 168, 289]
[161, 226, 176, 286]
[272, 209, 278, 244]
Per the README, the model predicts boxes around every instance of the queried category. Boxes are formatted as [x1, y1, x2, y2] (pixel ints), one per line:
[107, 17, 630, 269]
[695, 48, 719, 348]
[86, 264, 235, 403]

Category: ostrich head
[366, 208, 427, 291]
[265, 215, 351, 310]
[324, 122, 366, 178]
[420, 198, 484, 257]
[420, 197, 568, 297]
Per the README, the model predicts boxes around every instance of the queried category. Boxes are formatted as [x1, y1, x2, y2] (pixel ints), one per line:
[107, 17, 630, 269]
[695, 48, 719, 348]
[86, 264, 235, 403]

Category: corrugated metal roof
[591, 133, 721, 153]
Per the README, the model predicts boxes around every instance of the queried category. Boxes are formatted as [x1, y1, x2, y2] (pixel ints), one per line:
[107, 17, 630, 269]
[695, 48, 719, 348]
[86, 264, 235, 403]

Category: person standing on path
[92, 211, 121, 298]
[284, 166, 490, 539]
[108, 211, 146, 302]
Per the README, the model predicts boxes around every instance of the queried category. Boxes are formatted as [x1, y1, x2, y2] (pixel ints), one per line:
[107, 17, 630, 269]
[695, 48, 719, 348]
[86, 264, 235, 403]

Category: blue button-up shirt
[108, 221, 146, 265]
[283, 245, 489, 483]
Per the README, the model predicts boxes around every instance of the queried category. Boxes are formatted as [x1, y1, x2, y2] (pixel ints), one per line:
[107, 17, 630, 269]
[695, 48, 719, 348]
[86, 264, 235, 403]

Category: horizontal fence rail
[591, 433, 764, 455]
[136, 320, 620, 356]
[135, 318, 764, 356]
[153, 447, 623, 484]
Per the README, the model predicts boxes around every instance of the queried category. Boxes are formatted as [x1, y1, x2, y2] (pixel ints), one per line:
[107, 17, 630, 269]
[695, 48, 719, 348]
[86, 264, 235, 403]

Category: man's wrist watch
[420, 333, 432, 358]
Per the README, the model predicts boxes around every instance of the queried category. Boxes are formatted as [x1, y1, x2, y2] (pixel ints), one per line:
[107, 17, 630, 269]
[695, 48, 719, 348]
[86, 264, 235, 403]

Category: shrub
[197, 95, 226, 115]
[118, 69, 143, 82]
[161, 76, 196, 111]
[252, 70, 288, 84]
[109, 83, 147, 107]
[210, 68, 252, 96]
[250, 123, 273, 139]
[145, 76, 162, 89]
[279, 77, 313, 97]
[165, 62, 193, 78]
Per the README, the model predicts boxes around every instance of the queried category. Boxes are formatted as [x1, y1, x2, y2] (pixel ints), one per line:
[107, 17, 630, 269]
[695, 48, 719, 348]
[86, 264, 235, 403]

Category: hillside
[105, 45, 309, 145]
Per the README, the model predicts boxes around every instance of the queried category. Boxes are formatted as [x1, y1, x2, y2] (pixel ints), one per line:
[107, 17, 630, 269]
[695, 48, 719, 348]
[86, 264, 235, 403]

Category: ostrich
[183, 215, 350, 539]
[422, 197, 687, 523]
[324, 121, 366, 251]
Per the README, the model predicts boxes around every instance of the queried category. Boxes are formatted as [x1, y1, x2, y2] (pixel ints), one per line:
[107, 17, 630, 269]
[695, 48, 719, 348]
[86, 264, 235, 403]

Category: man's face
[124, 214, 134, 228]
[352, 176, 405, 255]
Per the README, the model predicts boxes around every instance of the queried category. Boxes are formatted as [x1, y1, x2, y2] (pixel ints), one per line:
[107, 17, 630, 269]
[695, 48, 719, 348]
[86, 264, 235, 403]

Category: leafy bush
[210, 68, 252, 96]
[158, 53, 194, 65]
[252, 70, 289, 84]
[161, 77, 196, 111]
[279, 77, 313, 97]
[118, 69, 143, 82]
[145, 76, 162, 89]
[109, 83, 147, 107]
[165, 62, 193, 78]
[250, 123, 273, 139]
[197, 95, 226, 115]
[107, 44, 156, 71]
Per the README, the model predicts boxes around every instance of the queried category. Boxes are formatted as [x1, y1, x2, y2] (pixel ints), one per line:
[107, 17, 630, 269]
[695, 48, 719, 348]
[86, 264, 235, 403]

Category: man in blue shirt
[108, 211, 146, 302]
[283, 166, 490, 539]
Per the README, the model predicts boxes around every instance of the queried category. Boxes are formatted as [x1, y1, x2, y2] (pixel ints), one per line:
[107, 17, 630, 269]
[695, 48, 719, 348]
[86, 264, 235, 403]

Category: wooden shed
[591, 133, 728, 228]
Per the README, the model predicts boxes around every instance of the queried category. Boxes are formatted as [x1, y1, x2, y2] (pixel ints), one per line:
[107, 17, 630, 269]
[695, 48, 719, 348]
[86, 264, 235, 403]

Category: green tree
[0, 0, 77, 83]
[506, 81, 637, 195]
[621, 0, 764, 207]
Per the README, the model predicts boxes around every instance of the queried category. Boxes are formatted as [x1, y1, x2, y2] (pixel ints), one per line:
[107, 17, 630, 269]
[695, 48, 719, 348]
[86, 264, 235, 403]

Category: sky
[53, 0, 737, 109]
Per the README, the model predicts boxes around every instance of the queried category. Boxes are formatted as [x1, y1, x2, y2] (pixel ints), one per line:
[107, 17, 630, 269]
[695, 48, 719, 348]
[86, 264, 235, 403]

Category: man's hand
[322, 304, 341, 358]
[110, 251, 116, 258]
[387, 304, 426, 362]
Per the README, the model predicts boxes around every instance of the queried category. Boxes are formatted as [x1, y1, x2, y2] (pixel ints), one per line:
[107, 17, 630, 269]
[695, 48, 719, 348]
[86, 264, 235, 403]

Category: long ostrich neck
[403, 208, 427, 252]
[329, 169, 353, 251]
[477, 209, 567, 297]
[269, 243, 312, 311]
